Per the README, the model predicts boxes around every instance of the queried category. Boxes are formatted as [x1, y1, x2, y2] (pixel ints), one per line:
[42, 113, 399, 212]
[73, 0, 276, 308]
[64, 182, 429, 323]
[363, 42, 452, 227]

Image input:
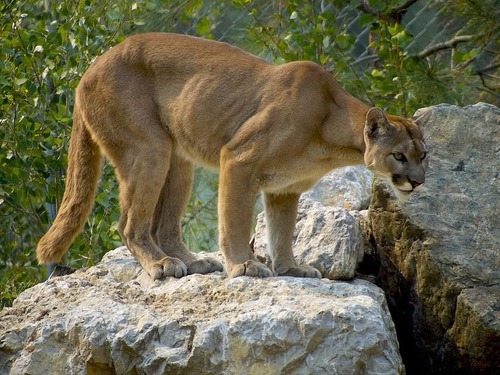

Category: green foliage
[1, 0, 497, 308]
[183, 169, 219, 253]
[238, 0, 498, 115]
[0, 0, 128, 306]
[0, 0, 229, 308]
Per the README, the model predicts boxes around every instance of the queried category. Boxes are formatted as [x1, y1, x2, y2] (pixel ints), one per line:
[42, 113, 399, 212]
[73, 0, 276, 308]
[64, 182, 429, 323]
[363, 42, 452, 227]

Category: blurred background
[1, 0, 498, 307]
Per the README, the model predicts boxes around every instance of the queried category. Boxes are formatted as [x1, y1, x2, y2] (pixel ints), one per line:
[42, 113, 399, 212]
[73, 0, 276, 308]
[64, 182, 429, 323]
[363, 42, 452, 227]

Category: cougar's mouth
[387, 175, 414, 201]
[374, 173, 421, 201]
[392, 175, 413, 192]
[396, 182, 414, 193]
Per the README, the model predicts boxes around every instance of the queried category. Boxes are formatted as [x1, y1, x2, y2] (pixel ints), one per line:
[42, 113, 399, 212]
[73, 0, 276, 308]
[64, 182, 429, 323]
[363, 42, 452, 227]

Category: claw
[186, 257, 224, 275]
[150, 256, 187, 279]
[277, 264, 322, 278]
[229, 260, 273, 278]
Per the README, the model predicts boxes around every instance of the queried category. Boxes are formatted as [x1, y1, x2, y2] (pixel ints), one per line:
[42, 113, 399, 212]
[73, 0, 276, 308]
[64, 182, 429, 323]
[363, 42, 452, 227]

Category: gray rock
[0, 247, 404, 375]
[253, 198, 365, 280]
[369, 103, 500, 374]
[302, 166, 373, 210]
[448, 286, 500, 373]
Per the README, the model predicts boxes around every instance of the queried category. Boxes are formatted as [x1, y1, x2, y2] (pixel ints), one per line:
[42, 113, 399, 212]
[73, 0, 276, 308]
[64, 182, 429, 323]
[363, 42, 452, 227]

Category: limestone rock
[302, 166, 373, 210]
[448, 286, 500, 373]
[0, 247, 404, 375]
[253, 198, 365, 280]
[369, 103, 500, 374]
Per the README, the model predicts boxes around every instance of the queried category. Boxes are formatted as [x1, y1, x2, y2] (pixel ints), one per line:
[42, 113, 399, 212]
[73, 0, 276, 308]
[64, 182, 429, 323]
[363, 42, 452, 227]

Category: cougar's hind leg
[152, 151, 223, 275]
[115, 138, 188, 280]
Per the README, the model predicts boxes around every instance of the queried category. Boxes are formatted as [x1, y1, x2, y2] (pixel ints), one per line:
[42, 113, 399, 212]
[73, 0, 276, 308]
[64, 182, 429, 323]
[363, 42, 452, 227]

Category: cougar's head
[363, 108, 431, 201]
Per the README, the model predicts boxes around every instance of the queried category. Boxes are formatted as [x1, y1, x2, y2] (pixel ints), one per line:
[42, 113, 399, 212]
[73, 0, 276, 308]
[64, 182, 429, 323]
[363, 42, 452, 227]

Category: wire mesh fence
[173, 0, 498, 252]
[1, 0, 498, 272]
[146, 0, 497, 82]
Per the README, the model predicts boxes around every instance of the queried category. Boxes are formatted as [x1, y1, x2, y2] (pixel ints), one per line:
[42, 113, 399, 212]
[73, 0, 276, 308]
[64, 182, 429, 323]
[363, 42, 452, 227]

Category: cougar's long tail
[37, 106, 102, 264]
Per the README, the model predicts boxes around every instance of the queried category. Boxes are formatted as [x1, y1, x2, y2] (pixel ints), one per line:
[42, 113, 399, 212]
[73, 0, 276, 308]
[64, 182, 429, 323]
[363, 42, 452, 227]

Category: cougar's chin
[393, 187, 412, 201]
[391, 178, 416, 200]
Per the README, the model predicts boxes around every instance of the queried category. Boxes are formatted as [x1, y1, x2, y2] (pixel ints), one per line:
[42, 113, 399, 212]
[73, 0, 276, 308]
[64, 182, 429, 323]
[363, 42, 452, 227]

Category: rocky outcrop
[369, 103, 500, 374]
[253, 166, 373, 280]
[301, 166, 373, 211]
[0, 247, 404, 375]
[253, 198, 366, 280]
[2, 103, 496, 375]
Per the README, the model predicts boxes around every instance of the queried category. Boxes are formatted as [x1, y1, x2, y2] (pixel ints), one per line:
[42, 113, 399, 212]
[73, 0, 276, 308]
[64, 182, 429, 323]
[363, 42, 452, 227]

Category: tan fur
[37, 33, 429, 279]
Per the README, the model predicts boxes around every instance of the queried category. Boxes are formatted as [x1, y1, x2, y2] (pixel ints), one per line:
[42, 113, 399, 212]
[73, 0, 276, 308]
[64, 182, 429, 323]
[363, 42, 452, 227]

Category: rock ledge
[0, 247, 404, 375]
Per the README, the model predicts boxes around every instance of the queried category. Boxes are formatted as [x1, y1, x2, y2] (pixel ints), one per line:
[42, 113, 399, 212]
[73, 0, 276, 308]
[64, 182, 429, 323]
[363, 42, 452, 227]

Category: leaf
[196, 17, 212, 36]
[359, 12, 374, 26]
[322, 36, 331, 49]
[14, 77, 28, 86]
[369, 0, 387, 11]
[107, 7, 123, 21]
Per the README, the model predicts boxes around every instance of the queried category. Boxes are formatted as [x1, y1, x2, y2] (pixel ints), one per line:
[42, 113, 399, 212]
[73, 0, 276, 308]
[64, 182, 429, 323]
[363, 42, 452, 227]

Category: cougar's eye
[392, 152, 407, 162]
[420, 152, 427, 160]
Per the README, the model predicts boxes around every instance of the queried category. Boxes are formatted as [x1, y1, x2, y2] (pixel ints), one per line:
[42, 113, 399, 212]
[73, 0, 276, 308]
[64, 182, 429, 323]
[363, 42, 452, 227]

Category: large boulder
[0, 247, 404, 375]
[368, 103, 500, 374]
[253, 166, 373, 280]
[253, 198, 365, 280]
[301, 166, 373, 210]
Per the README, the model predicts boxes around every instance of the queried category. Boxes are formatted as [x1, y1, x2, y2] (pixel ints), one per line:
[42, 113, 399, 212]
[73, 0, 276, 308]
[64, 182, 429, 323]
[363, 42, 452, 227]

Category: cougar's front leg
[264, 192, 321, 278]
[218, 147, 273, 278]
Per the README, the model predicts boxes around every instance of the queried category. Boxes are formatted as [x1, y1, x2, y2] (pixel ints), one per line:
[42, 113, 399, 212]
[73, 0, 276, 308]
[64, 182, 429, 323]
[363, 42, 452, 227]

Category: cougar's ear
[365, 108, 390, 138]
[412, 109, 432, 130]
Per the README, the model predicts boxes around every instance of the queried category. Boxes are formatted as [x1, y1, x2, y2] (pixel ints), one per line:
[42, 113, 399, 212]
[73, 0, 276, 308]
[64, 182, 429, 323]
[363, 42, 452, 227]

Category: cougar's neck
[343, 94, 370, 154]
[322, 89, 370, 160]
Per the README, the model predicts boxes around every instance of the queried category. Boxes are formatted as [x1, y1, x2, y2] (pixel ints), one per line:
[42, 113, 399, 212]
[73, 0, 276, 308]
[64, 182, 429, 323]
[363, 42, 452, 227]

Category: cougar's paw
[187, 257, 224, 275]
[150, 256, 188, 280]
[278, 264, 322, 279]
[229, 260, 273, 278]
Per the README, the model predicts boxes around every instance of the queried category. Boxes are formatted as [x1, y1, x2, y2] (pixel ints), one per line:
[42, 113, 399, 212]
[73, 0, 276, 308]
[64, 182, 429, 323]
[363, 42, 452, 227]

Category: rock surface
[302, 166, 373, 210]
[0, 247, 404, 375]
[368, 103, 500, 374]
[253, 198, 365, 280]
[4, 103, 496, 375]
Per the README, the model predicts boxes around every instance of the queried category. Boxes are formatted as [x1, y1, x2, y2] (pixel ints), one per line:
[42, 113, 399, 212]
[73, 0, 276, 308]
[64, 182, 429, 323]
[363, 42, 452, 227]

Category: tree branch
[350, 54, 381, 66]
[394, 0, 419, 13]
[358, 0, 418, 22]
[472, 83, 500, 99]
[474, 62, 500, 75]
[358, 1, 378, 16]
[417, 35, 474, 59]
[390, 0, 419, 22]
